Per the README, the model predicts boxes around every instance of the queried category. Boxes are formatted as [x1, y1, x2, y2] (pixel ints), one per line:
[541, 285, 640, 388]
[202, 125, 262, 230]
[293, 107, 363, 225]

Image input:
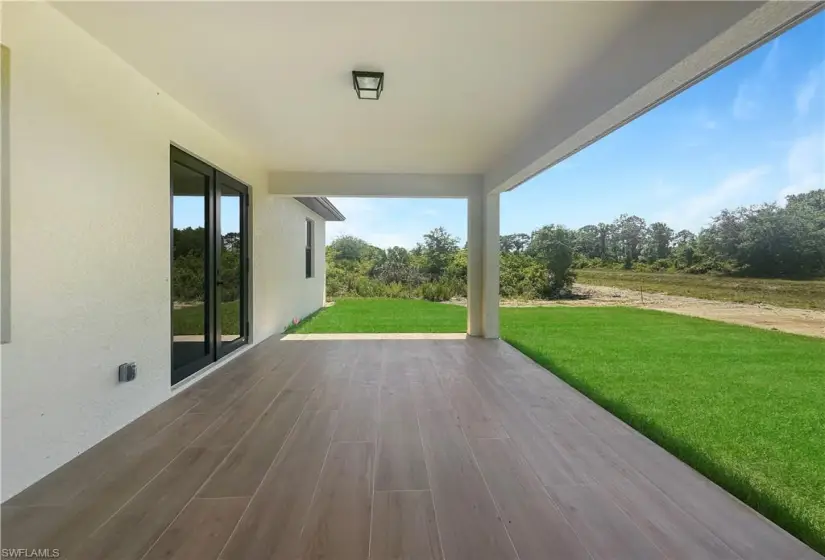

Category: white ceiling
[55, 1, 789, 181]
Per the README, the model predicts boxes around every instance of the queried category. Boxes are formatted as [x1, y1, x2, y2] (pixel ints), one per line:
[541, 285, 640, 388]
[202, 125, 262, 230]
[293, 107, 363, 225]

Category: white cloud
[732, 39, 780, 120]
[650, 180, 678, 201]
[324, 197, 441, 249]
[795, 62, 824, 118]
[732, 85, 759, 120]
[777, 132, 825, 205]
[658, 166, 771, 231]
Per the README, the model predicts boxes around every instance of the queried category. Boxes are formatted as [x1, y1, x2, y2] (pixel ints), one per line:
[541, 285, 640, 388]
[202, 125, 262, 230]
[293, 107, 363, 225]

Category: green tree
[646, 222, 674, 261]
[329, 235, 374, 262]
[596, 222, 614, 261]
[500, 233, 530, 254]
[575, 225, 601, 259]
[420, 227, 460, 280]
[527, 225, 577, 296]
[614, 214, 647, 266]
[673, 229, 697, 268]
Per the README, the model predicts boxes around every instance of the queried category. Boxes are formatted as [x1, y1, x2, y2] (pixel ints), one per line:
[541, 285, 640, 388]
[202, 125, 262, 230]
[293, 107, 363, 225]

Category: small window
[305, 219, 314, 278]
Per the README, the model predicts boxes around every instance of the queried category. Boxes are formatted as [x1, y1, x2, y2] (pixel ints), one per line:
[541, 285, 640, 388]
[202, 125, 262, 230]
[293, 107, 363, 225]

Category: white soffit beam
[269, 171, 482, 199]
[484, 1, 824, 196]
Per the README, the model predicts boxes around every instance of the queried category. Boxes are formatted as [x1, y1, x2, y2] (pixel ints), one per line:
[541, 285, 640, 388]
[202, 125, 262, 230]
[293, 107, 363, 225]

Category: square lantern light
[352, 70, 384, 100]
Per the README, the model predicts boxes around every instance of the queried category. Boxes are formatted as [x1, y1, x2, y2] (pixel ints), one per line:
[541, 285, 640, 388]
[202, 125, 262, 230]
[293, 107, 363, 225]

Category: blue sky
[328, 12, 825, 248]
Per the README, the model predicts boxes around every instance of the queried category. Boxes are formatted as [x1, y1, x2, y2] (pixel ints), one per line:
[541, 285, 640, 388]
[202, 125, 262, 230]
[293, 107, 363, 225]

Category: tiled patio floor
[1, 334, 819, 559]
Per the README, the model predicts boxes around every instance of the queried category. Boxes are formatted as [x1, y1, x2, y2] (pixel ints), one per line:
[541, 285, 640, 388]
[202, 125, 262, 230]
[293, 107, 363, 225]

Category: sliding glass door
[171, 147, 249, 385]
[216, 173, 248, 358]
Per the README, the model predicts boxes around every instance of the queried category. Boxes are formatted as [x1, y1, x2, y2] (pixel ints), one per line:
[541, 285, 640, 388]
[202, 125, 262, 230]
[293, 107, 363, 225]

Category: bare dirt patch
[451, 284, 825, 339]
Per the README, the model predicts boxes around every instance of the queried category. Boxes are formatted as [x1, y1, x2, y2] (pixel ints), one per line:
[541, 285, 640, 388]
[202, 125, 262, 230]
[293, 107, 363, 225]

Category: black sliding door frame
[170, 146, 250, 385]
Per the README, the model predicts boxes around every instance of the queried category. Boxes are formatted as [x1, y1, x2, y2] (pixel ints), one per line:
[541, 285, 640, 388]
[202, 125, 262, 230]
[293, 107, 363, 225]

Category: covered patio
[2, 334, 818, 560]
[3, 2, 824, 558]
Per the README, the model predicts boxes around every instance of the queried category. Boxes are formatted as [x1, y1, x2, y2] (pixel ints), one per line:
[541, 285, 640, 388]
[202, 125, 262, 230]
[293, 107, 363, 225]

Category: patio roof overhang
[54, 1, 822, 199]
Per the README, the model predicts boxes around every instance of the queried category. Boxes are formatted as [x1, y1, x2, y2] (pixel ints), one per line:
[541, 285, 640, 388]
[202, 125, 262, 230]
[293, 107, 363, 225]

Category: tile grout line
[41, 397, 204, 510]
[417, 344, 450, 560]
[466, 341, 602, 560]
[374, 488, 432, 494]
[435, 342, 521, 560]
[214, 344, 328, 560]
[138, 344, 315, 560]
[296, 342, 361, 544]
[470, 340, 658, 560]
[558, 401, 744, 559]
[367, 340, 386, 559]
[86, 372, 269, 541]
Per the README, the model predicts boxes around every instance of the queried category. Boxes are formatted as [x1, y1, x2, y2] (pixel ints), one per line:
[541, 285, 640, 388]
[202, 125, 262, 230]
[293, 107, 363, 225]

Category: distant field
[576, 269, 825, 310]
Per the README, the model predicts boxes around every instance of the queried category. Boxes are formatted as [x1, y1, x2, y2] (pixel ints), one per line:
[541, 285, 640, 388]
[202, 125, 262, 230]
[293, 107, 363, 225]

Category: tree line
[326, 189, 824, 301]
[172, 228, 242, 303]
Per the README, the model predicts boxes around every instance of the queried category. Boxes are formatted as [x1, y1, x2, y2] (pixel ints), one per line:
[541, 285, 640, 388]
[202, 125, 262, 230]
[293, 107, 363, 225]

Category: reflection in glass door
[216, 175, 248, 358]
[171, 147, 249, 385]
[171, 158, 213, 383]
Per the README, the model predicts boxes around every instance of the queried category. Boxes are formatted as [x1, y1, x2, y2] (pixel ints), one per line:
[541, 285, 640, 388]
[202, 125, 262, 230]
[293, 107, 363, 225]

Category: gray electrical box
[118, 362, 137, 382]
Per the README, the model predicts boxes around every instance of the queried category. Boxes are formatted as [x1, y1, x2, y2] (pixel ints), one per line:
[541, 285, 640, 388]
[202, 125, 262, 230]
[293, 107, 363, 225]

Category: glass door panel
[170, 148, 249, 385]
[171, 160, 213, 383]
[217, 175, 247, 356]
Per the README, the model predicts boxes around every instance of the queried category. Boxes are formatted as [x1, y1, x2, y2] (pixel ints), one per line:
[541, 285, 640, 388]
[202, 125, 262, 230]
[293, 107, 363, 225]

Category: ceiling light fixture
[352, 70, 384, 100]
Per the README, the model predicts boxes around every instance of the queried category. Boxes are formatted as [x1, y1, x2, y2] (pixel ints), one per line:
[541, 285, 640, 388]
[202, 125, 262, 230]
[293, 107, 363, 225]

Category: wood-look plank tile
[601, 466, 739, 559]
[334, 383, 379, 442]
[409, 357, 451, 411]
[469, 365, 590, 486]
[192, 354, 299, 451]
[189, 366, 264, 415]
[352, 341, 384, 386]
[143, 497, 248, 560]
[199, 388, 311, 498]
[379, 384, 416, 419]
[4, 336, 815, 560]
[528, 406, 620, 484]
[470, 438, 591, 560]
[187, 339, 292, 416]
[4, 391, 200, 507]
[370, 490, 443, 560]
[72, 446, 230, 560]
[305, 376, 350, 412]
[375, 389, 429, 492]
[545, 483, 664, 560]
[607, 432, 811, 560]
[299, 441, 374, 560]
[14, 411, 215, 554]
[418, 408, 517, 560]
[442, 376, 508, 439]
[0, 505, 65, 551]
[220, 407, 338, 560]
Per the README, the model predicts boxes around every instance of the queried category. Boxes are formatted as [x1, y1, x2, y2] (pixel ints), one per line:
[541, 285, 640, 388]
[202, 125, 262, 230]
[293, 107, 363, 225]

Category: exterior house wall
[0, 2, 325, 501]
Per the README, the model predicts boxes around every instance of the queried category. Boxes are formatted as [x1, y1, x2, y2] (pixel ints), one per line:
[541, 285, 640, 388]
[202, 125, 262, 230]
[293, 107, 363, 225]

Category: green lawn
[172, 300, 241, 336]
[292, 298, 825, 553]
[577, 268, 825, 310]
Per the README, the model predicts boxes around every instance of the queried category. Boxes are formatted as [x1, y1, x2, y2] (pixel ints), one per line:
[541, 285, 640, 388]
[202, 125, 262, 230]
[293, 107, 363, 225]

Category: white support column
[467, 191, 500, 339]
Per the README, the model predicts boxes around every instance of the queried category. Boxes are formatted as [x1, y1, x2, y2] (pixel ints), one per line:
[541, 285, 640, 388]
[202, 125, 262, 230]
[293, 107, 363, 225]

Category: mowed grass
[577, 268, 825, 310]
[293, 298, 825, 552]
[293, 298, 467, 333]
[172, 300, 241, 336]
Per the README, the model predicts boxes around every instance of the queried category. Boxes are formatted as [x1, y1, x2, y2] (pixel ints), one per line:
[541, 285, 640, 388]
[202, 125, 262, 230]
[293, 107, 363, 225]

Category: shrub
[419, 281, 459, 302]
[500, 253, 549, 299]
[384, 282, 413, 299]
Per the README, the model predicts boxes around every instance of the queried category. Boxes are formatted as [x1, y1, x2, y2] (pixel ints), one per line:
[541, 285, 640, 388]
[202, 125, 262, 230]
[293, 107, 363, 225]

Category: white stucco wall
[0, 3, 326, 501]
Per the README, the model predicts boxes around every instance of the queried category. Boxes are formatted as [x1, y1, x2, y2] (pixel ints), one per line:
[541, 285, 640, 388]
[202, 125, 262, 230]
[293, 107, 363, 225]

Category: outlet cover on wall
[118, 362, 137, 382]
